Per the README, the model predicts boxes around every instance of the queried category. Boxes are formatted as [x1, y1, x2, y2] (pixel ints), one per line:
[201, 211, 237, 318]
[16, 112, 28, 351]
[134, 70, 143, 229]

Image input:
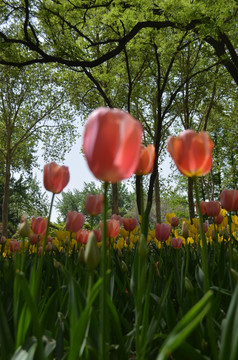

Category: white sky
[33, 123, 173, 222]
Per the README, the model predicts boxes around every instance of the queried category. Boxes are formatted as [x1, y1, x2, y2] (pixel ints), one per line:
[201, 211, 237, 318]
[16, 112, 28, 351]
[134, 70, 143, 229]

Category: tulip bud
[184, 276, 194, 293]
[84, 231, 100, 270]
[18, 215, 30, 237]
[53, 258, 62, 269]
[182, 221, 189, 238]
[121, 260, 128, 273]
[78, 246, 85, 263]
[170, 216, 179, 227]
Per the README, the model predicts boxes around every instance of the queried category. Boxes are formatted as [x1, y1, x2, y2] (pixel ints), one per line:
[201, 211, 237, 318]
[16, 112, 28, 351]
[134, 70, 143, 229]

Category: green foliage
[56, 181, 136, 222]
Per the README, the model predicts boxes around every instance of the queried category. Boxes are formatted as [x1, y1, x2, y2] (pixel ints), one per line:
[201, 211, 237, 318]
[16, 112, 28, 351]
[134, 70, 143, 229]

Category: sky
[33, 124, 101, 222]
[33, 123, 173, 222]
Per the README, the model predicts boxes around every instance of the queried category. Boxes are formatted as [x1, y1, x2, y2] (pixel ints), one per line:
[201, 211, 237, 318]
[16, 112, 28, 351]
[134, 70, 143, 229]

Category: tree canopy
[0, 0, 237, 83]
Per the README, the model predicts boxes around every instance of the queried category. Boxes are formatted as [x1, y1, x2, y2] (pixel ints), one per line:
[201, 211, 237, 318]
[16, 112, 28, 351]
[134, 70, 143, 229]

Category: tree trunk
[188, 177, 195, 222]
[2, 157, 11, 237]
[111, 183, 119, 214]
[154, 171, 161, 223]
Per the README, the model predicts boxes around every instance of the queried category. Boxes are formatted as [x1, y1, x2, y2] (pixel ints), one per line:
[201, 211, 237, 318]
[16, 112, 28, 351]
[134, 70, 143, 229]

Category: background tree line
[0, 0, 237, 235]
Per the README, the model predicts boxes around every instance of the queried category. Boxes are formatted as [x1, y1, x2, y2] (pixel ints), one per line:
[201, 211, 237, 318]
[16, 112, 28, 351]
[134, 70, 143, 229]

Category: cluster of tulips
[2, 191, 238, 259]
[1, 106, 238, 360]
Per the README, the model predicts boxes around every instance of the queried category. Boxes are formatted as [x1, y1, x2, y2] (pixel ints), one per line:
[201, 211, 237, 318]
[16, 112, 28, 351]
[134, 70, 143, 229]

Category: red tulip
[123, 217, 138, 232]
[220, 189, 238, 212]
[155, 223, 171, 242]
[215, 214, 224, 225]
[85, 194, 103, 216]
[171, 238, 182, 249]
[167, 130, 214, 177]
[44, 162, 70, 194]
[198, 201, 207, 216]
[83, 107, 143, 183]
[29, 233, 39, 245]
[170, 216, 179, 227]
[76, 229, 90, 244]
[135, 144, 155, 175]
[65, 211, 85, 233]
[31, 217, 48, 235]
[204, 201, 220, 217]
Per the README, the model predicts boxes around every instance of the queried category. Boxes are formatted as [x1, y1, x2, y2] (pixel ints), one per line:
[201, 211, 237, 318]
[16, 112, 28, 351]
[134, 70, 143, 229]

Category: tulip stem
[36, 192, 55, 299]
[100, 181, 109, 360]
[194, 177, 218, 360]
[194, 178, 209, 292]
[228, 213, 234, 269]
[43, 192, 55, 255]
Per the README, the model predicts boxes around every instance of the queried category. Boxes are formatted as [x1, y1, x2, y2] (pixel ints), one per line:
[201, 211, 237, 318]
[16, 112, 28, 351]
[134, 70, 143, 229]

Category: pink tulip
[10, 239, 20, 252]
[76, 229, 90, 244]
[220, 189, 238, 212]
[31, 217, 48, 235]
[83, 107, 143, 183]
[65, 211, 85, 233]
[85, 194, 103, 216]
[44, 162, 70, 194]
[155, 223, 171, 242]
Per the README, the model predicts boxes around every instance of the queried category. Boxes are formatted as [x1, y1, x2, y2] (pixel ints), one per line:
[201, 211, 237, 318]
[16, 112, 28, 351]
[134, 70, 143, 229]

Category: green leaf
[156, 290, 213, 360]
[219, 285, 238, 360]
[68, 277, 102, 360]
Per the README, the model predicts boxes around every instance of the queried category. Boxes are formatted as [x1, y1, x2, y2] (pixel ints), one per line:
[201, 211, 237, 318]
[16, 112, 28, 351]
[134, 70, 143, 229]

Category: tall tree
[0, 65, 77, 235]
[0, 1, 237, 84]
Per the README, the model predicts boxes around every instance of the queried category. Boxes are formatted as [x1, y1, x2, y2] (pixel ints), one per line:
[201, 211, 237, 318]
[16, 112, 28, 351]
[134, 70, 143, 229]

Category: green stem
[228, 213, 234, 269]
[90, 215, 94, 230]
[36, 192, 55, 300]
[194, 178, 209, 292]
[194, 177, 218, 360]
[100, 181, 109, 360]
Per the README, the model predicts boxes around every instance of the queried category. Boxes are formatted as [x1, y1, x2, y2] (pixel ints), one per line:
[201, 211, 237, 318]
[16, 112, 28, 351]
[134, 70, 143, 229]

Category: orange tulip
[135, 144, 155, 175]
[100, 219, 121, 238]
[44, 162, 70, 194]
[167, 130, 213, 177]
[83, 107, 143, 183]
[220, 189, 238, 212]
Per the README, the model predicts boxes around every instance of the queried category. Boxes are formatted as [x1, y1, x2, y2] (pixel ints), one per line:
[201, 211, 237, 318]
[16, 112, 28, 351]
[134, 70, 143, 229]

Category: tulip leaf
[219, 285, 238, 360]
[156, 290, 213, 360]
